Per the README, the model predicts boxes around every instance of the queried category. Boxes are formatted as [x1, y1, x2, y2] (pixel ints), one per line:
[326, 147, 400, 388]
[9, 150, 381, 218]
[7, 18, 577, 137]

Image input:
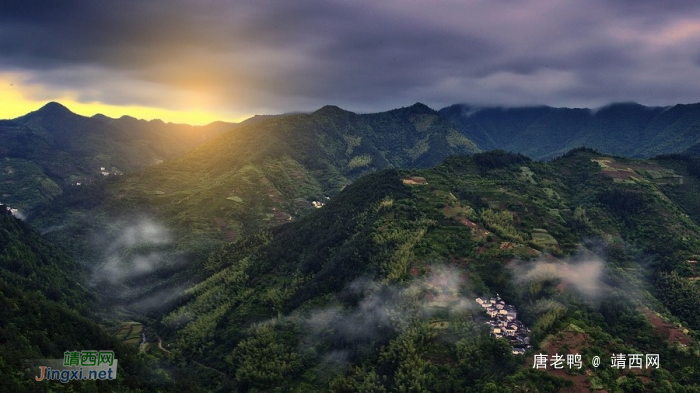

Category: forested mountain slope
[440, 102, 700, 159]
[0, 102, 232, 211]
[0, 207, 177, 391]
[30, 103, 479, 255]
[102, 102, 479, 235]
[159, 149, 700, 391]
[25, 103, 480, 320]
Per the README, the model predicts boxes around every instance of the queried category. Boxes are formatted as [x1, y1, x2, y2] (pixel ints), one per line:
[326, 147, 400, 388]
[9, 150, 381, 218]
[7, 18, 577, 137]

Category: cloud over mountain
[3, 0, 700, 118]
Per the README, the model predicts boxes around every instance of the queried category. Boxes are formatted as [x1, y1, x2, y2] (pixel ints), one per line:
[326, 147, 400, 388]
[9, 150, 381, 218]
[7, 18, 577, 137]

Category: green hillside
[440, 102, 700, 159]
[0, 102, 232, 211]
[0, 207, 182, 391]
[10, 101, 700, 391]
[117, 102, 477, 234]
[30, 103, 479, 253]
[24, 103, 479, 323]
[156, 149, 699, 391]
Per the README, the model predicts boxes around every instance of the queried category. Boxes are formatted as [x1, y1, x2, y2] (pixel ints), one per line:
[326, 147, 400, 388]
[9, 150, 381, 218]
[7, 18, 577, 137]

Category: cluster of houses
[0, 202, 19, 215]
[0, 202, 22, 220]
[311, 196, 330, 209]
[100, 166, 123, 176]
[476, 295, 531, 355]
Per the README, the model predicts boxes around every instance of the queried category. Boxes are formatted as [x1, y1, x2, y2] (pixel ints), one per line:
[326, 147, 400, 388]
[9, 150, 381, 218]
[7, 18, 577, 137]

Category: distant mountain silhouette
[0, 102, 234, 210]
[440, 102, 700, 159]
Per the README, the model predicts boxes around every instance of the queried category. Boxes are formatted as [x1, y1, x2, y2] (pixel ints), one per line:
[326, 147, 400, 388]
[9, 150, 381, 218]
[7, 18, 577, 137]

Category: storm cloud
[2, 0, 700, 118]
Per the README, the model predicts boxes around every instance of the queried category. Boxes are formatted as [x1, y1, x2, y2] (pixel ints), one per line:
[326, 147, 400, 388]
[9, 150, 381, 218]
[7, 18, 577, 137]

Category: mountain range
[439, 102, 700, 159]
[0, 102, 232, 211]
[5, 100, 700, 215]
[1, 101, 700, 391]
[132, 150, 700, 390]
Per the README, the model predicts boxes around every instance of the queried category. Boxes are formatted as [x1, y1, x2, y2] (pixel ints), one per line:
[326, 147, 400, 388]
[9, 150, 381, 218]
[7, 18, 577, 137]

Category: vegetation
[0, 102, 231, 211]
[0, 208, 178, 391]
[25, 103, 481, 316]
[441, 102, 700, 159]
[5, 101, 700, 391]
[153, 150, 700, 391]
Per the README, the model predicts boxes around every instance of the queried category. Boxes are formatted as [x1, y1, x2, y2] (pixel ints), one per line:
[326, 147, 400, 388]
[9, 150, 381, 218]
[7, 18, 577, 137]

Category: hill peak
[13, 101, 76, 122]
[313, 105, 355, 116]
[36, 101, 73, 116]
[390, 102, 435, 115]
[409, 102, 433, 112]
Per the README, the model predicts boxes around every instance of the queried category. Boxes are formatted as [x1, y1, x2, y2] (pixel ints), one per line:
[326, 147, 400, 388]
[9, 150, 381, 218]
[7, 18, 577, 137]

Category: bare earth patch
[402, 176, 427, 185]
[641, 307, 693, 346]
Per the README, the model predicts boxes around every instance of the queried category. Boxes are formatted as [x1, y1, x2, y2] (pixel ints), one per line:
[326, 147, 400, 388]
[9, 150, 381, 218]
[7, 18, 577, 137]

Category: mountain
[684, 142, 700, 157]
[0, 206, 179, 391]
[24, 102, 480, 322]
[32, 102, 479, 246]
[0, 102, 233, 211]
[10, 101, 700, 390]
[157, 149, 700, 391]
[440, 102, 700, 159]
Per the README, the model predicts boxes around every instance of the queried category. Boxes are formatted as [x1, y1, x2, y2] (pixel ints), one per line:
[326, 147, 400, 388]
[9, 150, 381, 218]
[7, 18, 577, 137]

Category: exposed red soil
[606, 170, 637, 181]
[555, 281, 568, 293]
[500, 241, 515, 250]
[402, 176, 428, 185]
[641, 307, 693, 346]
[454, 217, 491, 238]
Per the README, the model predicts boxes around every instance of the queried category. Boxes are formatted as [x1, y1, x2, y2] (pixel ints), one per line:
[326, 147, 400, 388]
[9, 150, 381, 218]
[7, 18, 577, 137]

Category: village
[476, 295, 531, 355]
[0, 202, 20, 216]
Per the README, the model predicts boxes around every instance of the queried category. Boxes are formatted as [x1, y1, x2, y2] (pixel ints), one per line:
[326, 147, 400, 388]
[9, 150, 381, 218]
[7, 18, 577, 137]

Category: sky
[2, 0, 700, 125]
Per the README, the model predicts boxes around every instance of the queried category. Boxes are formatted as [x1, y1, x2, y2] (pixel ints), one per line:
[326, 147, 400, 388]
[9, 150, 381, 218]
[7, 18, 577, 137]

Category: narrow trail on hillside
[157, 336, 171, 353]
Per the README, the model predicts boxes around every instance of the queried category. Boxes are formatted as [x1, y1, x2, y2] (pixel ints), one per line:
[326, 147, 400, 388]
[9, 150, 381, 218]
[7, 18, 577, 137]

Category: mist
[509, 253, 606, 301]
[89, 217, 189, 313]
[10, 209, 25, 220]
[301, 265, 475, 365]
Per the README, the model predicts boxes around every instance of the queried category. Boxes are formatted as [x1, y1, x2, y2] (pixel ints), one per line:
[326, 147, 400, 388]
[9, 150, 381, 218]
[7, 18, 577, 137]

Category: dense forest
[0, 207, 185, 391]
[151, 149, 700, 391]
[2, 102, 700, 391]
[441, 102, 700, 159]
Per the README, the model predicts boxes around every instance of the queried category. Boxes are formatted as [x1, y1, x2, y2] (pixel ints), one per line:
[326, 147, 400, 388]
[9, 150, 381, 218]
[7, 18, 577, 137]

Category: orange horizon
[0, 74, 251, 126]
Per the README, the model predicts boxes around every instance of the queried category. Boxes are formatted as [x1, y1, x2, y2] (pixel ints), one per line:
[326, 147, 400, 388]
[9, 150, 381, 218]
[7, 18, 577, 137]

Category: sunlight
[0, 73, 249, 125]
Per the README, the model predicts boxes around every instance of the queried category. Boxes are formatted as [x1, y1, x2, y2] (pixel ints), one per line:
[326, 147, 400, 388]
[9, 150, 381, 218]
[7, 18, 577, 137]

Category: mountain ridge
[0, 103, 236, 211]
[440, 102, 700, 159]
[157, 149, 700, 391]
[5, 98, 700, 390]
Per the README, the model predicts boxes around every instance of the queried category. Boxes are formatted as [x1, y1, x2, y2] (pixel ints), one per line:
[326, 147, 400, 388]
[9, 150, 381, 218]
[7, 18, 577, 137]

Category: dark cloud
[2, 0, 700, 116]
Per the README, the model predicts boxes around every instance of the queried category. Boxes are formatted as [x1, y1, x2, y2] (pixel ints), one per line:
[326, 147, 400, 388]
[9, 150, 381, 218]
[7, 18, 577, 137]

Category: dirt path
[157, 336, 172, 353]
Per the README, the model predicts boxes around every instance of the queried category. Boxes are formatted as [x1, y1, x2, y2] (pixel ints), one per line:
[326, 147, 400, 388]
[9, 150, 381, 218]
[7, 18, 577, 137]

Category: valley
[1, 103, 699, 391]
[5, 1, 700, 390]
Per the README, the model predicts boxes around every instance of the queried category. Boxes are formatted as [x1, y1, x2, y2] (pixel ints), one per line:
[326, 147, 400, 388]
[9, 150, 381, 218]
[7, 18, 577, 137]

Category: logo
[32, 350, 118, 383]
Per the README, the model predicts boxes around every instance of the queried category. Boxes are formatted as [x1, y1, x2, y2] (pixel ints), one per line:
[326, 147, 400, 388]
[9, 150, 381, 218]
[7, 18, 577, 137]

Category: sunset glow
[2, 1, 700, 119]
[0, 74, 248, 125]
